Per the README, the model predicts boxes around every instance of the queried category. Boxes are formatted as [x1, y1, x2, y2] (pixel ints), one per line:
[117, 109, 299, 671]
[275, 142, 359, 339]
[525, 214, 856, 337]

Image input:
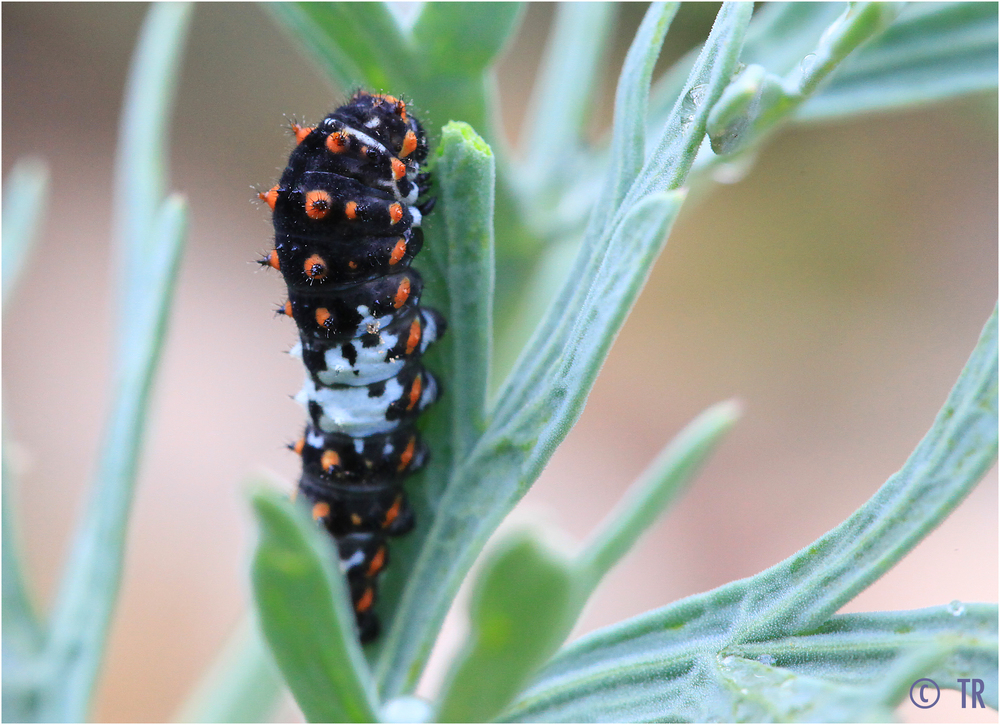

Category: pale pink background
[3, 4, 996, 722]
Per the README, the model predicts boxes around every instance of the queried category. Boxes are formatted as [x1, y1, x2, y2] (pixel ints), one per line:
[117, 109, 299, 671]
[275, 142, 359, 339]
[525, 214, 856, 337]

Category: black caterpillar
[258, 92, 443, 642]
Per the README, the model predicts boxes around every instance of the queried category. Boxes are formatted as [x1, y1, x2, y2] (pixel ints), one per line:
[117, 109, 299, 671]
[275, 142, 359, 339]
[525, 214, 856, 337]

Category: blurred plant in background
[3, 2, 997, 722]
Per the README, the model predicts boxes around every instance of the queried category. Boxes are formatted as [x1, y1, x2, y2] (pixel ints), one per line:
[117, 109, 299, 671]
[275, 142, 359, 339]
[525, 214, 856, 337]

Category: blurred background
[3, 3, 996, 722]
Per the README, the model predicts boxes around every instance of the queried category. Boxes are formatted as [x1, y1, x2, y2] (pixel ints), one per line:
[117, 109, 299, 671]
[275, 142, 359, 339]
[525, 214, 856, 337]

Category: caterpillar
[258, 91, 444, 642]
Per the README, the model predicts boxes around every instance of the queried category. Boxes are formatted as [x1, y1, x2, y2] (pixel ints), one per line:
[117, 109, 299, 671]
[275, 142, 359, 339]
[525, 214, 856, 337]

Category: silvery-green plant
[3, 5, 191, 722]
[2, 3, 996, 722]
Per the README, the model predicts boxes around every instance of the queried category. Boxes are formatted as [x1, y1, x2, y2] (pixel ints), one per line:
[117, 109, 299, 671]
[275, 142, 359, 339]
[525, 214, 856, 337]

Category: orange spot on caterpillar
[351, 513, 363, 526]
[390, 158, 406, 181]
[259, 185, 279, 211]
[292, 438, 305, 455]
[407, 374, 422, 411]
[400, 130, 418, 158]
[282, 301, 293, 317]
[393, 277, 411, 308]
[355, 586, 374, 613]
[291, 123, 314, 144]
[315, 308, 331, 326]
[382, 495, 402, 528]
[348, 260, 358, 270]
[305, 190, 332, 220]
[389, 238, 407, 265]
[405, 317, 421, 355]
[345, 201, 358, 220]
[398, 436, 416, 471]
[326, 131, 348, 154]
[388, 203, 403, 224]
[320, 449, 340, 472]
[367, 547, 386, 577]
[258, 249, 280, 271]
[303, 254, 327, 280]
[312, 502, 330, 520]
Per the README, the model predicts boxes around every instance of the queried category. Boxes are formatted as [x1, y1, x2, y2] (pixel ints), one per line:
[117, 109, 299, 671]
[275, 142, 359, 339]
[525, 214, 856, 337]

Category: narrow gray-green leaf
[784, 3, 902, 99]
[727, 605, 999, 709]
[39, 194, 188, 722]
[586, 2, 678, 239]
[432, 122, 495, 460]
[370, 123, 495, 683]
[741, 2, 850, 76]
[2, 437, 41, 648]
[502, 581, 751, 723]
[492, 0, 681, 425]
[3, 425, 44, 724]
[504, 600, 997, 722]
[578, 399, 742, 587]
[2, 157, 49, 306]
[620, 1, 753, 209]
[494, 2, 749, 429]
[174, 616, 283, 724]
[733, 304, 998, 642]
[431, 399, 740, 722]
[490, 0, 670, 386]
[707, 3, 900, 157]
[518, 2, 617, 188]
[112, 2, 190, 323]
[2, 164, 50, 682]
[250, 488, 378, 723]
[376, 191, 682, 699]
[268, 2, 413, 92]
[711, 640, 949, 723]
[799, 2, 999, 120]
[437, 531, 576, 723]
[504, 306, 998, 721]
[647, 2, 843, 132]
[411, 3, 524, 78]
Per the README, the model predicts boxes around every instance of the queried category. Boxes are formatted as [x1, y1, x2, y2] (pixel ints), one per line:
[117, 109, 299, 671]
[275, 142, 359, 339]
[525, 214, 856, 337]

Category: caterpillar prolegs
[258, 92, 443, 642]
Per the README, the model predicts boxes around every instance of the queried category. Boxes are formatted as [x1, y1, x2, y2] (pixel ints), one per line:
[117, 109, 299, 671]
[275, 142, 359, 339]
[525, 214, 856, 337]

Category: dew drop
[680, 83, 710, 126]
[799, 53, 818, 78]
[947, 599, 966, 617]
[758, 654, 776, 666]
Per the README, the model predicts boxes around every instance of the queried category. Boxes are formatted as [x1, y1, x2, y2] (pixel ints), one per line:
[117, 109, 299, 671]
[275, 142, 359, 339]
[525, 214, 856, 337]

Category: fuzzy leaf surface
[800, 2, 999, 120]
[250, 489, 378, 723]
[437, 531, 576, 723]
[371, 123, 496, 689]
[374, 2, 751, 699]
[505, 306, 998, 722]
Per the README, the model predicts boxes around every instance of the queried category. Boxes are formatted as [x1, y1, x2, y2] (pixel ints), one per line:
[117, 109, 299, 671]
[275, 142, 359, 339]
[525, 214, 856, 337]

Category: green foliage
[2, 2, 995, 723]
[250, 488, 379, 723]
[504, 306, 998, 722]
[2, 4, 191, 722]
[249, 2, 997, 721]
[436, 531, 576, 723]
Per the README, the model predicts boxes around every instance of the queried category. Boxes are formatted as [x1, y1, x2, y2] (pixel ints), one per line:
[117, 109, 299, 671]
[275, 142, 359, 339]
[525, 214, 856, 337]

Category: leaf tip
[440, 121, 493, 158]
